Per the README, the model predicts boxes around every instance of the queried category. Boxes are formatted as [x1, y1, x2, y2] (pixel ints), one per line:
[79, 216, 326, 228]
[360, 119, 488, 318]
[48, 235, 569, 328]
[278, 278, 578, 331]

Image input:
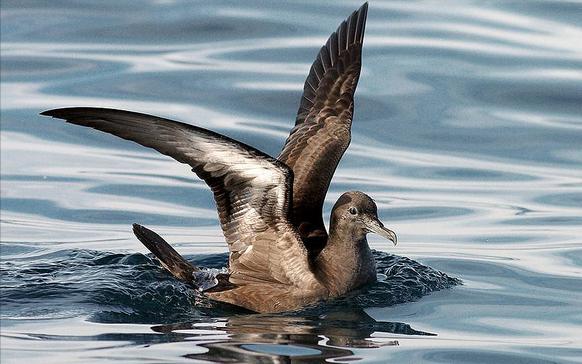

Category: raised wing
[278, 3, 368, 250]
[41, 107, 319, 287]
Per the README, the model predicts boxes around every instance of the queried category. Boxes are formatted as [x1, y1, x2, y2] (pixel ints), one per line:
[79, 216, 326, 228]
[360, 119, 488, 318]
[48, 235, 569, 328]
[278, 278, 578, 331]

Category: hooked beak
[365, 217, 398, 246]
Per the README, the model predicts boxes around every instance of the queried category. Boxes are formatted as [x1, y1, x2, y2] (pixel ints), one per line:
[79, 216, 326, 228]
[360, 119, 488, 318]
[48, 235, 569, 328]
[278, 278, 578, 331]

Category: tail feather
[132, 224, 197, 285]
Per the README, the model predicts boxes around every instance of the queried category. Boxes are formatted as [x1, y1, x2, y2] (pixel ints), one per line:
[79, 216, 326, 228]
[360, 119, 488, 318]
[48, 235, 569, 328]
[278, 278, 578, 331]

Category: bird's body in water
[41, 2, 398, 313]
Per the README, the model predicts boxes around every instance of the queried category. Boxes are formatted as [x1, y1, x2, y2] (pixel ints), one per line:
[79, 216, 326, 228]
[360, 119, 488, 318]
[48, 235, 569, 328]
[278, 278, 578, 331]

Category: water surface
[2, 1, 582, 363]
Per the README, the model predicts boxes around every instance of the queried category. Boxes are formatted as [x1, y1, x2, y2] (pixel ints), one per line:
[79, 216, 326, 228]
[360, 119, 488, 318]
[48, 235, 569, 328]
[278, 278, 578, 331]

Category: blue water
[2, 1, 582, 363]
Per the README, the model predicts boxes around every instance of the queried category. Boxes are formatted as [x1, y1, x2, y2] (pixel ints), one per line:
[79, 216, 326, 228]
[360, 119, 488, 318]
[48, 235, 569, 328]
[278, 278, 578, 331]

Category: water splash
[0, 247, 459, 323]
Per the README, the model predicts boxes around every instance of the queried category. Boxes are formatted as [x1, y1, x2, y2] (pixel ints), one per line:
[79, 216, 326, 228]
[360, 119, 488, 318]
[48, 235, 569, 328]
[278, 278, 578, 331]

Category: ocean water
[1, 0, 582, 363]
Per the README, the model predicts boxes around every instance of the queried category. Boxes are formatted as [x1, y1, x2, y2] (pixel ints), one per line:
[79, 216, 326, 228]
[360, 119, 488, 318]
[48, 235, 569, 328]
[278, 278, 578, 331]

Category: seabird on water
[41, 2, 398, 313]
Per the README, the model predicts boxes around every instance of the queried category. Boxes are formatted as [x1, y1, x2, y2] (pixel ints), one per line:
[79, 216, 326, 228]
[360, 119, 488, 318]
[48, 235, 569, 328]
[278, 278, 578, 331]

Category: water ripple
[2, 1, 582, 363]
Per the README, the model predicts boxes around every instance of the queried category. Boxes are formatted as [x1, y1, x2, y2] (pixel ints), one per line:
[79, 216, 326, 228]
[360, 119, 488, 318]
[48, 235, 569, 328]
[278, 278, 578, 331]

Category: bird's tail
[132, 223, 197, 285]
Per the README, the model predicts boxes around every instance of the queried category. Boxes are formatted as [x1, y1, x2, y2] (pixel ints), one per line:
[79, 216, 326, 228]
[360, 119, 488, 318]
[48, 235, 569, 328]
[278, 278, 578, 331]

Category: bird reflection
[151, 308, 434, 363]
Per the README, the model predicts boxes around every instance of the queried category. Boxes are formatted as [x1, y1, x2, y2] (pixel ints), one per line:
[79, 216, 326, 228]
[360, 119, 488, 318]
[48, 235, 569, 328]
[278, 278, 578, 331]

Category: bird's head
[330, 191, 397, 245]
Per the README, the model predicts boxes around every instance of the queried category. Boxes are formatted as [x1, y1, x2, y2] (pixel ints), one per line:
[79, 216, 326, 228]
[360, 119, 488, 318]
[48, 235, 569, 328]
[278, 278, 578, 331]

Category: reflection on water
[20, 310, 424, 363]
[1, 0, 582, 363]
[1, 247, 445, 362]
[153, 311, 431, 362]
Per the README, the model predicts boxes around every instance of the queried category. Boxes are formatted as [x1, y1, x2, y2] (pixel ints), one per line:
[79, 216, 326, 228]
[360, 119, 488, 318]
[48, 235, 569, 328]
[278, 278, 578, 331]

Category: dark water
[2, 1, 582, 363]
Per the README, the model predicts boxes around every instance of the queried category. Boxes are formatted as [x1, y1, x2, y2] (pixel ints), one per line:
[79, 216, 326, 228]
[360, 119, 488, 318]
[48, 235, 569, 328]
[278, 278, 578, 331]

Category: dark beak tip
[365, 217, 397, 246]
[387, 231, 397, 246]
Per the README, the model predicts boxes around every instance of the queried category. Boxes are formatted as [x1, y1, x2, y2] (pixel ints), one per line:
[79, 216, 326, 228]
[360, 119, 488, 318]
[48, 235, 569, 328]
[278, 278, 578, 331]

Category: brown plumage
[279, 3, 367, 253]
[41, 2, 398, 313]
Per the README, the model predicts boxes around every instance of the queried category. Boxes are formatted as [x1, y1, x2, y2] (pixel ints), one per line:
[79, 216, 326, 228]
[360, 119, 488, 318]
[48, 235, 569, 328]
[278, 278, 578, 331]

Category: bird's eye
[348, 207, 358, 215]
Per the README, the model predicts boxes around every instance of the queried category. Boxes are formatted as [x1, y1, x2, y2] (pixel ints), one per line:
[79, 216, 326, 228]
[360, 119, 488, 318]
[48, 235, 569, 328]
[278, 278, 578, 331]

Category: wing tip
[357, 2, 369, 20]
[323, 3, 369, 65]
[351, 2, 369, 45]
[358, 2, 369, 42]
[293, 3, 367, 126]
[361, 2, 369, 13]
[40, 109, 60, 117]
[40, 107, 90, 120]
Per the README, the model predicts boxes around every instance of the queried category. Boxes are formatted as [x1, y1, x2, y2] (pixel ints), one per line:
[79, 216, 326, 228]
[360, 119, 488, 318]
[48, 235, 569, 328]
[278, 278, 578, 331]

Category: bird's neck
[315, 226, 377, 297]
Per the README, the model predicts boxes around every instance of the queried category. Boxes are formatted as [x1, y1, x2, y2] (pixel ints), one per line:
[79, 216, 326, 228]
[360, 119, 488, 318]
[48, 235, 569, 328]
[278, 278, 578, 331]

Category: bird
[41, 2, 398, 313]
